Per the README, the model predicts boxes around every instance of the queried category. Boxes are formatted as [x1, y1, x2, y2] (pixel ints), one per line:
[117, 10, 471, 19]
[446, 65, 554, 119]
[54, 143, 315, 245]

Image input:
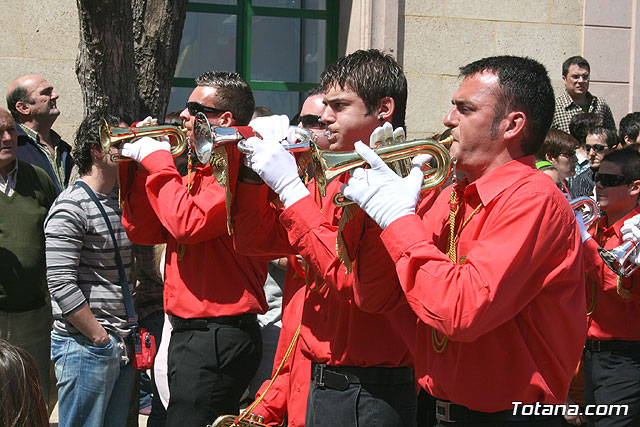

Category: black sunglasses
[587, 144, 608, 153]
[186, 101, 226, 116]
[594, 172, 631, 187]
[300, 114, 326, 129]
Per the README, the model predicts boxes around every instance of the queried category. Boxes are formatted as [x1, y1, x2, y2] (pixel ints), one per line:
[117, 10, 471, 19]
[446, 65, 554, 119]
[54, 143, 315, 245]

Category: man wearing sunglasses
[579, 147, 640, 426]
[118, 71, 268, 426]
[570, 126, 617, 199]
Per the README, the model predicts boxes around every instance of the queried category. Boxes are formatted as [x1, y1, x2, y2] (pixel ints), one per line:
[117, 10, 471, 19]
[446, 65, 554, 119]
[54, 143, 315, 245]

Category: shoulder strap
[77, 180, 138, 330]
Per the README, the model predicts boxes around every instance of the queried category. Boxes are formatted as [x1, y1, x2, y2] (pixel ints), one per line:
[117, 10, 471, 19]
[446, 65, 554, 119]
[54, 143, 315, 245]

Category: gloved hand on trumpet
[340, 139, 432, 229]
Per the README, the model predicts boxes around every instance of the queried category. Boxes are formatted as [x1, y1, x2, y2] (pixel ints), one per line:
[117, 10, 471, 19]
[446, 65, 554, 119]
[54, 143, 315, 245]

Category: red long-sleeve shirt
[356, 156, 586, 412]
[584, 205, 640, 341]
[120, 150, 268, 318]
[232, 176, 415, 367]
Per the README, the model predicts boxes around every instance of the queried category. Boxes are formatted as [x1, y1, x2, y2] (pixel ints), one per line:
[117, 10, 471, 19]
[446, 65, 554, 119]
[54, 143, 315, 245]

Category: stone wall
[401, 0, 586, 139]
[1, 0, 82, 143]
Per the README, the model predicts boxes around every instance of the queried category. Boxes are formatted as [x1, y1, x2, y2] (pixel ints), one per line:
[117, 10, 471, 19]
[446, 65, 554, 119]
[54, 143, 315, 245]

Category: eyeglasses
[186, 101, 226, 116]
[594, 173, 631, 187]
[300, 114, 326, 130]
[587, 144, 608, 153]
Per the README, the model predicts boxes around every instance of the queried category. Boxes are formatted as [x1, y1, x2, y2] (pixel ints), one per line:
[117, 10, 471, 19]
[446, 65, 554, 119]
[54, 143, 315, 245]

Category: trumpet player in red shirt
[342, 56, 587, 426]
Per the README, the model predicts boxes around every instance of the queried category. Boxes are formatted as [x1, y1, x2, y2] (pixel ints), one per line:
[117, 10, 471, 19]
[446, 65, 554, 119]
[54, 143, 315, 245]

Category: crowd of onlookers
[2, 52, 640, 427]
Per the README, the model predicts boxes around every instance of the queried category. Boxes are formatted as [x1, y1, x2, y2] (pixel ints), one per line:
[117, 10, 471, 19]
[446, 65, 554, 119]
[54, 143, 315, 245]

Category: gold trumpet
[208, 413, 268, 427]
[313, 136, 452, 207]
[570, 196, 600, 228]
[99, 118, 188, 162]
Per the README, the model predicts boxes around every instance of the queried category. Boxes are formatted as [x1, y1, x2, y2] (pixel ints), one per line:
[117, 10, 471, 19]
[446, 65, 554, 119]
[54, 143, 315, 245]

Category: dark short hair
[6, 85, 33, 121]
[459, 56, 555, 155]
[195, 71, 255, 126]
[73, 111, 121, 176]
[320, 49, 407, 130]
[569, 112, 602, 145]
[307, 85, 324, 96]
[253, 106, 274, 118]
[536, 128, 577, 161]
[562, 56, 590, 77]
[588, 126, 618, 149]
[602, 147, 640, 182]
[618, 112, 640, 144]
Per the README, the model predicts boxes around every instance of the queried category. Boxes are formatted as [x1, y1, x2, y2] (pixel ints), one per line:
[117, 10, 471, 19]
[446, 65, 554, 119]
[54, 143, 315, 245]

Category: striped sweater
[45, 180, 133, 337]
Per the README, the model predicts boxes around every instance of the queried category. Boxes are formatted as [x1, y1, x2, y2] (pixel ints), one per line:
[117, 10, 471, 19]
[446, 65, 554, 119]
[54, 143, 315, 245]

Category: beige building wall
[400, 0, 585, 139]
[1, 0, 82, 143]
[584, 0, 639, 124]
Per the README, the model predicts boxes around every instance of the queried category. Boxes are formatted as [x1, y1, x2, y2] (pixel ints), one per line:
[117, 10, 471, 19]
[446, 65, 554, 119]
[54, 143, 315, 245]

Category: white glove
[369, 122, 405, 148]
[120, 136, 170, 163]
[621, 214, 640, 264]
[135, 116, 158, 127]
[341, 141, 430, 229]
[249, 115, 298, 145]
[574, 210, 592, 243]
[243, 136, 309, 208]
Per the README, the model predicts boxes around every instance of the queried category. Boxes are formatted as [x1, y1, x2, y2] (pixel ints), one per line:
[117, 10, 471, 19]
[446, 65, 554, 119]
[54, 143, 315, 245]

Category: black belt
[435, 400, 556, 424]
[170, 314, 257, 330]
[585, 339, 640, 353]
[311, 363, 413, 391]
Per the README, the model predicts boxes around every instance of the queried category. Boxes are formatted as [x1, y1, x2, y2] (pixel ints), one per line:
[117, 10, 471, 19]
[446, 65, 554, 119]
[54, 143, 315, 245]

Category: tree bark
[76, 0, 188, 120]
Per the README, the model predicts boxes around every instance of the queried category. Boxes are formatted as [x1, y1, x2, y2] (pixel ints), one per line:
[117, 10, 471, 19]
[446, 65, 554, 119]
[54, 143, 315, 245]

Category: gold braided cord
[617, 276, 633, 299]
[433, 188, 482, 354]
[236, 323, 302, 424]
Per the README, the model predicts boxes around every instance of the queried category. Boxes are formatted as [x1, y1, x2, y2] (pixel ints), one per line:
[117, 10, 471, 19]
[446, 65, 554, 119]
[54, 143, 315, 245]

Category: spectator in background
[6, 75, 74, 193]
[0, 339, 49, 427]
[0, 107, 57, 409]
[535, 128, 578, 194]
[552, 56, 616, 134]
[569, 113, 602, 181]
[618, 112, 640, 148]
[570, 126, 618, 199]
[46, 112, 135, 427]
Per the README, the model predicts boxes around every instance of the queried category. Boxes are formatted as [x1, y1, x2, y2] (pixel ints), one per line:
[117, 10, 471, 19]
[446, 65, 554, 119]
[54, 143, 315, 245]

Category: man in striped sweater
[45, 112, 134, 427]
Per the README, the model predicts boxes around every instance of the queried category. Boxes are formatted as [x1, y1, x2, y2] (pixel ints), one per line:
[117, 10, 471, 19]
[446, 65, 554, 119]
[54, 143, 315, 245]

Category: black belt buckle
[589, 340, 601, 352]
[435, 400, 453, 423]
[313, 364, 349, 391]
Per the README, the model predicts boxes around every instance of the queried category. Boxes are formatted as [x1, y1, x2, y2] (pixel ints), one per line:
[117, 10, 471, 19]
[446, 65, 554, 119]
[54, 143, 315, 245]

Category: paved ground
[49, 402, 149, 426]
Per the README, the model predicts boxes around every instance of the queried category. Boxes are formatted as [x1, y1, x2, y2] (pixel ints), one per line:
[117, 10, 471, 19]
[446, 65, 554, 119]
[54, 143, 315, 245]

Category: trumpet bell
[569, 196, 600, 228]
[99, 118, 187, 162]
[208, 414, 268, 427]
[312, 138, 451, 204]
[598, 240, 640, 278]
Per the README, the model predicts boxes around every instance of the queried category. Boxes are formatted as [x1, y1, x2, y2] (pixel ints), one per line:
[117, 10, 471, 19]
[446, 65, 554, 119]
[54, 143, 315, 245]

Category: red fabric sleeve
[140, 150, 228, 243]
[382, 190, 582, 342]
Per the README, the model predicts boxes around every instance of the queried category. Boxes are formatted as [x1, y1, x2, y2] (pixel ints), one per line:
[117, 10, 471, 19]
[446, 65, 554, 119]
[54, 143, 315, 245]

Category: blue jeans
[51, 330, 135, 427]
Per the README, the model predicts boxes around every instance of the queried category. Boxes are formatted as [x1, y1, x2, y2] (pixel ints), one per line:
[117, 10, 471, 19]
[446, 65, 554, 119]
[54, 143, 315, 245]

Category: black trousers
[305, 365, 417, 427]
[584, 344, 640, 427]
[165, 318, 262, 427]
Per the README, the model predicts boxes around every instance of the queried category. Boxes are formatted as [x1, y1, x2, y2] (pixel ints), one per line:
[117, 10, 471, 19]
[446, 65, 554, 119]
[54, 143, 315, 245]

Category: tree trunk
[76, 0, 188, 120]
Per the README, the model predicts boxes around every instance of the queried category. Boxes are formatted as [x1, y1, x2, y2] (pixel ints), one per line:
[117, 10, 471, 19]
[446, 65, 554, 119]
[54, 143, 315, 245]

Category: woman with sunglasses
[578, 147, 640, 426]
[570, 126, 617, 199]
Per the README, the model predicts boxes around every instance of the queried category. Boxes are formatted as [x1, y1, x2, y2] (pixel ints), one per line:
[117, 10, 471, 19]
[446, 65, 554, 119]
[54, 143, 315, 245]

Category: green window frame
[173, 1, 339, 101]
